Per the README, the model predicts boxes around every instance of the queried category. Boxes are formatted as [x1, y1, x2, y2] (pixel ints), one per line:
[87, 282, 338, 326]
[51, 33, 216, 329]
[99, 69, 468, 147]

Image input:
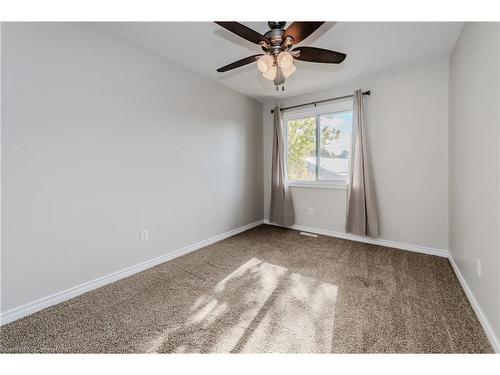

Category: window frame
[283, 100, 353, 189]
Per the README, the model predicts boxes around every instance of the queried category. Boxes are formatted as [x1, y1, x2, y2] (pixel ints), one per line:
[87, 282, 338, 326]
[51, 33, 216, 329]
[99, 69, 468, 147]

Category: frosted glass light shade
[277, 52, 294, 69]
[257, 55, 274, 73]
[282, 64, 296, 78]
[262, 65, 277, 80]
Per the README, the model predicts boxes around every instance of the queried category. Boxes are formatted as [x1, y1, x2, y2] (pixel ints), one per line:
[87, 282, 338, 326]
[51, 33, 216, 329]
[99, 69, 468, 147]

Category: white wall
[264, 62, 449, 251]
[1, 23, 263, 313]
[449, 23, 500, 345]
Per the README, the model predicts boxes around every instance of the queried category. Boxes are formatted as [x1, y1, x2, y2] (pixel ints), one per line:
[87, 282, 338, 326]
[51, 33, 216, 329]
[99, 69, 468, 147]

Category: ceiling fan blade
[283, 22, 325, 44]
[214, 22, 270, 45]
[293, 47, 346, 64]
[216, 55, 263, 72]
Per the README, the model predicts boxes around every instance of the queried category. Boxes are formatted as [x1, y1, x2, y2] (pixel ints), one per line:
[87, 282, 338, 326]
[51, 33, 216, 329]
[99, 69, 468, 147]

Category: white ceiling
[105, 22, 463, 102]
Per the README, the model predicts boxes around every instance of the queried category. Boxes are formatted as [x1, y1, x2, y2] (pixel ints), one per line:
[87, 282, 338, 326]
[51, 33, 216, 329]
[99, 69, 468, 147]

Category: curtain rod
[270, 90, 371, 114]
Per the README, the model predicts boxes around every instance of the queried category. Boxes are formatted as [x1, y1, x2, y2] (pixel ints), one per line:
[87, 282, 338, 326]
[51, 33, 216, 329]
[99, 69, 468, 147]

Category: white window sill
[288, 181, 348, 190]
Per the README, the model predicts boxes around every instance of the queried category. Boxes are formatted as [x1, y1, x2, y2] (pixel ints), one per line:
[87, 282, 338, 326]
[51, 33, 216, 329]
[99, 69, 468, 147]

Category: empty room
[1, 2, 500, 370]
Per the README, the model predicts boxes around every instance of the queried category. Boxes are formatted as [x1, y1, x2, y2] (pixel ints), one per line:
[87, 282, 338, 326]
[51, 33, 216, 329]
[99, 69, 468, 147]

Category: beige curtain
[270, 107, 294, 226]
[345, 90, 378, 237]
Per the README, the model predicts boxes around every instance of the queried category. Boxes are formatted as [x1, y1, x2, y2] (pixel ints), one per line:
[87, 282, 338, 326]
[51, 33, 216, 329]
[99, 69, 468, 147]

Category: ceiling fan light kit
[282, 63, 296, 78]
[277, 51, 294, 69]
[215, 21, 346, 91]
[262, 64, 277, 80]
[256, 54, 274, 73]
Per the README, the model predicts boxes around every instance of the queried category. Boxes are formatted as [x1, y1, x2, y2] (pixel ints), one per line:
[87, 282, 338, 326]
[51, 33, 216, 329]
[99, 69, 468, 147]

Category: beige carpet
[0, 225, 492, 353]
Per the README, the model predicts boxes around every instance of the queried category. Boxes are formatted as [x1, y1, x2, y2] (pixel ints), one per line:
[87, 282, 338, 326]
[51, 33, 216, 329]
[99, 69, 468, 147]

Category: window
[285, 103, 353, 186]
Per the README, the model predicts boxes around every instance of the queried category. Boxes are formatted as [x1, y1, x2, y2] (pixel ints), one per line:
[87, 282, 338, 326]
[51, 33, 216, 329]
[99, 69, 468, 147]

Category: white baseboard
[0, 220, 264, 326]
[448, 255, 500, 353]
[263, 220, 449, 258]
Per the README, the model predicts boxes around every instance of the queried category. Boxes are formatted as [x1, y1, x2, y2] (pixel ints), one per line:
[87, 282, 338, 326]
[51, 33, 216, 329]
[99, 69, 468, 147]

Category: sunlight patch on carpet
[144, 258, 338, 353]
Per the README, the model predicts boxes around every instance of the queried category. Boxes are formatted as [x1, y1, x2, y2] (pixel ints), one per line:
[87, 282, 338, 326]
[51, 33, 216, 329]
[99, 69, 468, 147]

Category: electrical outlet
[140, 230, 149, 243]
[476, 258, 482, 278]
[308, 208, 314, 215]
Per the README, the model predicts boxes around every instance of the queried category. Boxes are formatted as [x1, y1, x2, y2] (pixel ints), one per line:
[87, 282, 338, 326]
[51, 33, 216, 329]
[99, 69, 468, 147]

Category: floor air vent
[300, 231, 318, 238]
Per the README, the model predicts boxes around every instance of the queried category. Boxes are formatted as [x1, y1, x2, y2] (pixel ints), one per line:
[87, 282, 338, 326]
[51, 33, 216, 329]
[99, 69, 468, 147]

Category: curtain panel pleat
[345, 90, 379, 237]
[270, 107, 295, 227]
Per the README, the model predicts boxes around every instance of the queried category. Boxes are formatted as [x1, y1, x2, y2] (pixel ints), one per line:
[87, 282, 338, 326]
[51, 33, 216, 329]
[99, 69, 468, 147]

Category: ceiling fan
[215, 21, 346, 91]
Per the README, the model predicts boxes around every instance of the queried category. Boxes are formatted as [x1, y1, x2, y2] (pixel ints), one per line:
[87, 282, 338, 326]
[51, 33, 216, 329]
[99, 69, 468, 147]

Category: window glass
[318, 111, 353, 180]
[286, 117, 316, 181]
[285, 109, 353, 183]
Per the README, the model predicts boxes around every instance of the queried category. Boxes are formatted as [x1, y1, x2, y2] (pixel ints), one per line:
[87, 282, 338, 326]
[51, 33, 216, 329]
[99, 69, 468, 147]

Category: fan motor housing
[265, 21, 286, 47]
[268, 21, 286, 30]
